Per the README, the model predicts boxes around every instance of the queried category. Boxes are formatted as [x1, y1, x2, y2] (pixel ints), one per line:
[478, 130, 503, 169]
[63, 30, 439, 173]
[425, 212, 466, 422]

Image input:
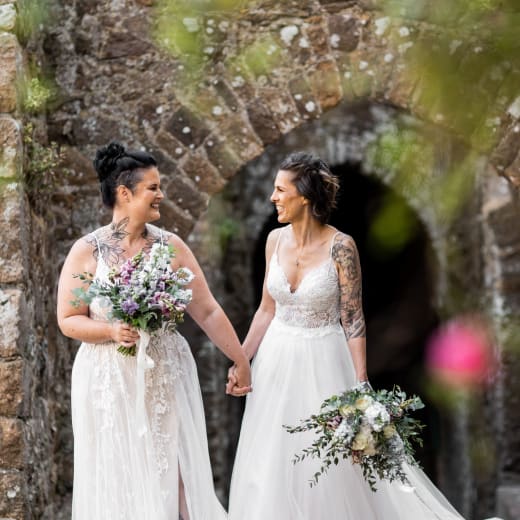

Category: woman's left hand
[226, 364, 251, 397]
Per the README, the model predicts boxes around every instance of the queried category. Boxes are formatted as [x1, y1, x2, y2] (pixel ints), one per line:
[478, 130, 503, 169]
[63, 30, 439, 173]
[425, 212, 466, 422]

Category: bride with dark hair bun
[57, 142, 251, 519]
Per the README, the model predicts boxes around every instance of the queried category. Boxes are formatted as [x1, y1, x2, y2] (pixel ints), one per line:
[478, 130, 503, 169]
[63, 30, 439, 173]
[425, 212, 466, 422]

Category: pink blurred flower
[426, 316, 496, 389]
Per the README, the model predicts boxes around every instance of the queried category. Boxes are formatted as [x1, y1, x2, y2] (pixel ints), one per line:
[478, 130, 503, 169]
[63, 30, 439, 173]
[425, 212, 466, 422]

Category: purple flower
[121, 299, 139, 316]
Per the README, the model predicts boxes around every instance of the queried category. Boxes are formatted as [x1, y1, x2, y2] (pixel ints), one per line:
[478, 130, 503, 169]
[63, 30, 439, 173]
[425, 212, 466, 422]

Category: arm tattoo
[332, 235, 366, 340]
[83, 219, 162, 268]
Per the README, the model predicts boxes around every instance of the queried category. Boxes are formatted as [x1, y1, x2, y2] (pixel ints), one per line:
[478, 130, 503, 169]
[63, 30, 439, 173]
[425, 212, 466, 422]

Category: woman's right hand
[110, 322, 140, 347]
[226, 361, 252, 397]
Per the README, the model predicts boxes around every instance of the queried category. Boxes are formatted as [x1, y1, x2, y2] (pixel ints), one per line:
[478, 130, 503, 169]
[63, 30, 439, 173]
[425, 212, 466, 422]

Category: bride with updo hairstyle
[57, 141, 251, 519]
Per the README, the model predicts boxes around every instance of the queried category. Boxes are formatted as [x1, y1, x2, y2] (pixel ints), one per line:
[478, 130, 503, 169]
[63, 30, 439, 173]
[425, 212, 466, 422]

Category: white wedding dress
[70, 232, 226, 520]
[229, 230, 465, 520]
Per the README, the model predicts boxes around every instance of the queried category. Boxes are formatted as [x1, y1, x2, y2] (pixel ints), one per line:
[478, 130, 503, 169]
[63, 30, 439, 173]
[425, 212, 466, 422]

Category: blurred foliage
[23, 122, 67, 216]
[154, 0, 518, 259]
[15, 0, 54, 44]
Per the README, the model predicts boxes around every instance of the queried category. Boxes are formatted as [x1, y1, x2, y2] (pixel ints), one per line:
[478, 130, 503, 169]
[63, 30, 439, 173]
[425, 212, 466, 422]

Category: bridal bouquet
[285, 386, 425, 491]
[73, 243, 194, 356]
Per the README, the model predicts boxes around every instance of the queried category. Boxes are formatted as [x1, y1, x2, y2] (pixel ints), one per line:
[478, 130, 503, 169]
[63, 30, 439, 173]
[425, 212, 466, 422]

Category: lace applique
[267, 253, 341, 330]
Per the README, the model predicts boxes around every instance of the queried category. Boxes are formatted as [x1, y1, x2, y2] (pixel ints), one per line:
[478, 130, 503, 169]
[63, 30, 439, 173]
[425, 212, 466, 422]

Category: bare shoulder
[331, 231, 357, 253]
[265, 226, 286, 253]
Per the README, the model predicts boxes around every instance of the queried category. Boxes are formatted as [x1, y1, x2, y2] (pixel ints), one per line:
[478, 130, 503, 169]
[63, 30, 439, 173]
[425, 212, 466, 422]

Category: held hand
[226, 362, 252, 397]
[110, 322, 140, 347]
[225, 365, 238, 395]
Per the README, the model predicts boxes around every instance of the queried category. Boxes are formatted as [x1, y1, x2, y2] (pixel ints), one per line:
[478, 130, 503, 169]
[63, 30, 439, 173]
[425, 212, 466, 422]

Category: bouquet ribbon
[136, 329, 155, 437]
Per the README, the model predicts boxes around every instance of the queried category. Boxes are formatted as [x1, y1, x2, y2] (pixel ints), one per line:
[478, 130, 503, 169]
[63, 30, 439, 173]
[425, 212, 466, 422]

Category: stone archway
[1, 1, 519, 518]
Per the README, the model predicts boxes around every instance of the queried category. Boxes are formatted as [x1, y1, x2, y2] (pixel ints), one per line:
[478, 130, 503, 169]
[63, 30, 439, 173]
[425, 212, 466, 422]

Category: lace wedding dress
[71, 232, 226, 520]
[228, 230, 465, 520]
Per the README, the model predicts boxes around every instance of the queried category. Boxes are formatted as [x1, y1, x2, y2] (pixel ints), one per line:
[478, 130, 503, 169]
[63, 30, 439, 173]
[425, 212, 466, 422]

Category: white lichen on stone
[280, 25, 299, 46]
[486, 117, 501, 127]
[194, 175, 201, 182]
[330, 34, 340, 48]
[398, 41, 413, 54]
[206, 27, 214, 34]
[182, 17, 200, 33]
[207, 140, 214, 147]
[449, 40, 462, 55]
[374, 17, 391, 37]
[384, 53, 394, 63]
[513, 125, 520, 133]
[212, 106, 223, 116]
[474, 46, 483, 53]
[359, 61, 368, 70]
[298, 37, 310, 48]
[175, 147, 183, 155]
[203, 46, 215, 55]
[182, 127, 191, 134]
[0, 4, 16, 32]
[219, 20, 229, 32]
[305, 101, 316, 113]
[398, 26, 410, 37]
[344, 71, 352, 79]
[231, 75, 245, 88]
[155, 106, 164, 114]
[507, 96, 520, 119]
[294, 94, 302, 101]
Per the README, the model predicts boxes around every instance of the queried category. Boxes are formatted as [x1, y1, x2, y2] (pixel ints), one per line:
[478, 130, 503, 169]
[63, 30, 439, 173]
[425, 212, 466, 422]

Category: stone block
[327, 14, 360, 52]
[0, 470, 26, 519]
[0, 116, 22, 179]
[0, 418, 25, 469]
[203, 138, 243, 180]
[0, 33, 21, 113]
[308, 60, 343, 111]
[504, 150, 520, 188]
[0, 3, 16, 32]
[288, 76, 321, 120]
[0, 183, 27, 284]
[0, 289, 26, 358]
[179, 151, 226, 195]
[161, 171, 209, 219]
[0, 360, 28, 417]
[164, 107, 211, 148]
[155, 199, 194, 239]
[217, 116, 263, 164]
[246, 97, 281, 145]
[258, 87, 300, 135]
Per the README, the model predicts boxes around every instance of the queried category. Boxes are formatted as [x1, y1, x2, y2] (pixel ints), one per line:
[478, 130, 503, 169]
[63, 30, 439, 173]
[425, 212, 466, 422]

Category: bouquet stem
[117, 345, 137, 356]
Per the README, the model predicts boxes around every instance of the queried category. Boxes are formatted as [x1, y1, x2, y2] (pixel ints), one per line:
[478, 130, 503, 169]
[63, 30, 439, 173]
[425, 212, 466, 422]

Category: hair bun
[93, 141, 126, 182]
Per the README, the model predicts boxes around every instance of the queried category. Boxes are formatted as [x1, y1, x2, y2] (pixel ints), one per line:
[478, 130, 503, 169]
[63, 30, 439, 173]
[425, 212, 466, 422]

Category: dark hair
[93, 142, 157, 208]
[279, 152, 339, 224]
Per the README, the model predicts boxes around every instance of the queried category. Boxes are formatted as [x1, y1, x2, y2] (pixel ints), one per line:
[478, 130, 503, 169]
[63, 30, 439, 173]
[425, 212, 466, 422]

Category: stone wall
[0, 0, 518, 517]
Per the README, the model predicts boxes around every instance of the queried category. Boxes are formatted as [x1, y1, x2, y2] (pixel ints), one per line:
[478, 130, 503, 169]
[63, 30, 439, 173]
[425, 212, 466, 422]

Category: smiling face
[119, 166, 164, 222]
[270, 169, 308, 223]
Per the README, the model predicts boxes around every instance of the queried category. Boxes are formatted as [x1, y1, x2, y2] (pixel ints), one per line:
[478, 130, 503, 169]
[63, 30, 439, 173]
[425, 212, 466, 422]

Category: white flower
[364, 402, 390, 432]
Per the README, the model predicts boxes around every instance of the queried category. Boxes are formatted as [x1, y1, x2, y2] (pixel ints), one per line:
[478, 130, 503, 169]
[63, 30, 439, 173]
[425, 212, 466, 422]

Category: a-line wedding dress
[229, 229, 465, 520]
[70, 231, 226, 520]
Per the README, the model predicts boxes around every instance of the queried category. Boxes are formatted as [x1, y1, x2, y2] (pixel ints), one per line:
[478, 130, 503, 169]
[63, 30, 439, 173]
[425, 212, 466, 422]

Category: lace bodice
[267, 250, 341, 330]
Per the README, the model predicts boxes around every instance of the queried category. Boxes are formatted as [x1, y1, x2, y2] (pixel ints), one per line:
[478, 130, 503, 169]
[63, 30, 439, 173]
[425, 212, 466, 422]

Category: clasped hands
[226, 363, 252, 397]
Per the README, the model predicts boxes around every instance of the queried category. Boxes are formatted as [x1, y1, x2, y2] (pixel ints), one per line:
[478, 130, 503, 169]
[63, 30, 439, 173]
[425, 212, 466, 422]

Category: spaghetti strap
[274, 227, 285, 255]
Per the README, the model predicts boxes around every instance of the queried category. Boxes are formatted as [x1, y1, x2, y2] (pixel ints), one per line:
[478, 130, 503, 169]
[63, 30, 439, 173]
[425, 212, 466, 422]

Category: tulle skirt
[228, 317, 464, 520]
[71, 331, 226, 520]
